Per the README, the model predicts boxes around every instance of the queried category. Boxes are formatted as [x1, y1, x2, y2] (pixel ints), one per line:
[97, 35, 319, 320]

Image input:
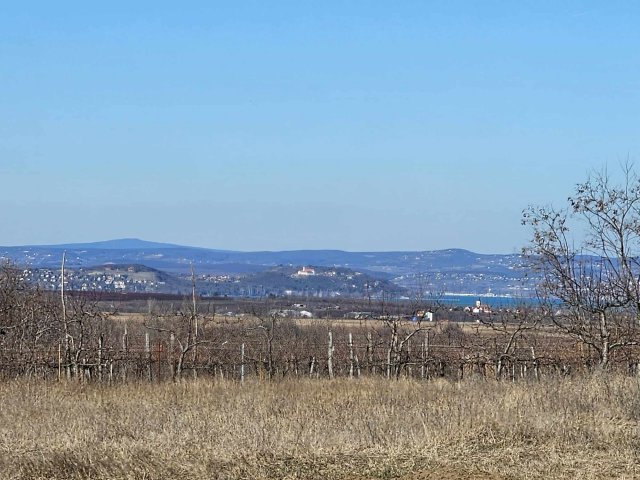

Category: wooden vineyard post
[191, 265, 198, 381]
[61, 252, 71, 380]
[121, 325, 128, 383]
[169, 333, 175, 381]
[241, 343, 245, 385]
[157, 340, 163, 382]
[407, 338, 412, 378]
[348, 332, 354, 379]
[425, 330, 430, 378]
[328, 331, 334, 379]
[421, 339, 425, 379]
[145, 332, 151, 382]
[98, 335, 103, 383]
[531, 346, 540, 382]
[426, 330, 430, 357]
[309, 356, 316, 377]
[57, 342, 61, 382]
[367, 331, 374, 376]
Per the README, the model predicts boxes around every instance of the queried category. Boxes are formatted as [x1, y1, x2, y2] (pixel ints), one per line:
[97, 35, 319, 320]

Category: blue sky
[1, 1, 639, 253]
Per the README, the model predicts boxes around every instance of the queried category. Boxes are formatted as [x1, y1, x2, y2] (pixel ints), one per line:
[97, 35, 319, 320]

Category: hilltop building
[296, 266, 316, 276]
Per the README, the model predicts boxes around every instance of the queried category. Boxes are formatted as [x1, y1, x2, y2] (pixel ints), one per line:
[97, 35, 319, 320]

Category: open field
[0, 375, 639, 479]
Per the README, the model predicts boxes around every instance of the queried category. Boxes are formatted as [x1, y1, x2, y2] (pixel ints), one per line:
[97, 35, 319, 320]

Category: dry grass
[0, 375, 639, 479]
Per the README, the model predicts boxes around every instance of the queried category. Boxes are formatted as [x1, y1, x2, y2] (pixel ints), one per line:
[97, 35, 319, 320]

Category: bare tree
[0, 264, 58, 376]
[377, 300, 433, 379]
[479, 307, 540, 380]
[248, 301, 282, 381]
[523, 165, 640, 368]
[145, 297, 216, 381]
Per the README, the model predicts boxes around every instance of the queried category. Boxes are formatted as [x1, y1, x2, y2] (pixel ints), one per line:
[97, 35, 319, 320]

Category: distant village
[15, 264, 397, 299]
[18, 266, 166, 293]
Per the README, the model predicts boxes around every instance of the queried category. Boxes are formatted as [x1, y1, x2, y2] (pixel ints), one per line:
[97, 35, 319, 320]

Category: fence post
[241, 343, 245, 385]
[531, 346, 540, 382]
[157, 340, 163, 382]
[426, 330, 430, 357]
[425, 331, 431, 378]
[407, 338, 412, 378]
[349, 332, 354, 379]
[121, 325, 128, 383]
[98, 335, 103, 383]
[145, 332, 151, 382]
[386, 343, 392, 379]
[367, 331, 374, 376]
[328, 330, 334, 379]
[169, 333, 175, 381]
[421, 340, 425, 379]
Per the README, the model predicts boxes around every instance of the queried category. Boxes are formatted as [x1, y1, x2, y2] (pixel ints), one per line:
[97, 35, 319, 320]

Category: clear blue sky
[1, 1, 638, 253]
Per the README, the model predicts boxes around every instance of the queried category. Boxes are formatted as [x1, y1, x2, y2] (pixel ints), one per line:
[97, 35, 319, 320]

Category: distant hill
[35, 238, 191, 250]
[0, 239, 532, 296]
[19, 263, 402, 299]
[224, 265, 406, 298]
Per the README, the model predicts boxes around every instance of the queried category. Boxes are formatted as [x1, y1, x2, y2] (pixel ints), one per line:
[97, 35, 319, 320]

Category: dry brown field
[0, 375, 639, 480]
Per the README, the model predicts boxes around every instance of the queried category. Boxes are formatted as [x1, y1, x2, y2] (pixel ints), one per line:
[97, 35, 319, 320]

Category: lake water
[429, 294, 537, 308]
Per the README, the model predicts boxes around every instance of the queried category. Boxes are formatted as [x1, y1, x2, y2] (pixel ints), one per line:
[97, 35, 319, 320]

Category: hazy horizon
[2, 2, 638, 252]
[0, 236, 521, 255]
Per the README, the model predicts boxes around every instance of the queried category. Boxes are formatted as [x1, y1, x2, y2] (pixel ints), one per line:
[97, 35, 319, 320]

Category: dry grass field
[0, 375, 639, 479]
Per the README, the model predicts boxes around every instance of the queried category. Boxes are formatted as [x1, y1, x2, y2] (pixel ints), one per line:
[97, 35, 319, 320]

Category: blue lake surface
[430, 295, 538, 308]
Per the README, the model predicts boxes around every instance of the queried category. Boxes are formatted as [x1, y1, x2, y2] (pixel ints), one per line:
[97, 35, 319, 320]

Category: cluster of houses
[269, 304, 314, 318]
[18, 267, 164, 293]
[464, 300, 493, 315]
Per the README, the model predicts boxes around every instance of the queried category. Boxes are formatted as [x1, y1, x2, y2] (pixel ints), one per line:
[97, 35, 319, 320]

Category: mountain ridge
[15, 238, 212, 251]
[0, 239, 507, 256]
[0, 239, 530, 296]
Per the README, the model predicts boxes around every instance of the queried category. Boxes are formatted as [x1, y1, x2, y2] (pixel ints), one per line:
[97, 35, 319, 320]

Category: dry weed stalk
[0, 375, 638, 479]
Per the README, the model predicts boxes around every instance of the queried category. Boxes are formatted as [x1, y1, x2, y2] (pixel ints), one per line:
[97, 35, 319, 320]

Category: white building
[296, 266, 316, 276]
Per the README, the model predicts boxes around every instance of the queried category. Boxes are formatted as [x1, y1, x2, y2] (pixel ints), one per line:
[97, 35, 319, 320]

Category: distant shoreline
[427, 293, 537, 307]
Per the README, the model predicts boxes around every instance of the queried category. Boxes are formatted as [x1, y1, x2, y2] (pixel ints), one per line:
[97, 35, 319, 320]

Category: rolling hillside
[0, 239, 531, 296]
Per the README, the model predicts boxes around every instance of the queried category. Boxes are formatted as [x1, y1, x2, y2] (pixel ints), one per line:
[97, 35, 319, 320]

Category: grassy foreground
[0, 376, 639, 479]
